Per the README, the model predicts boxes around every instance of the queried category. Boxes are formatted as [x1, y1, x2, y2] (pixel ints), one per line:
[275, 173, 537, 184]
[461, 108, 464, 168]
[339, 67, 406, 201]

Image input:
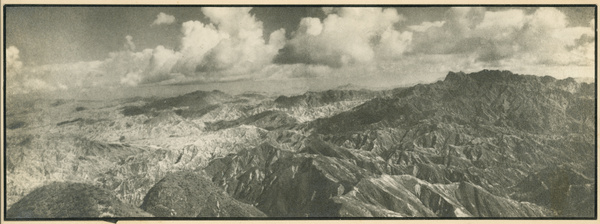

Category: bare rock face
[334, 175, 550, 217]
[140, 171, 266, 217]
[6, 182, 152, 218]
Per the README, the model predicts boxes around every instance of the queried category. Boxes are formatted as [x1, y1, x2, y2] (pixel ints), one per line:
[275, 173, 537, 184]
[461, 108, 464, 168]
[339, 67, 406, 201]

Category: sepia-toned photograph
[2, 2, 597, 221]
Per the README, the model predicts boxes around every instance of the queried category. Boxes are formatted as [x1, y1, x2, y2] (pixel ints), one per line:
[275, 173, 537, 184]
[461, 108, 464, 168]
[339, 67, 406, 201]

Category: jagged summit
[317, 69, 593, 135]
[444, 70, 544, 85]
[444, 70, 580, 88]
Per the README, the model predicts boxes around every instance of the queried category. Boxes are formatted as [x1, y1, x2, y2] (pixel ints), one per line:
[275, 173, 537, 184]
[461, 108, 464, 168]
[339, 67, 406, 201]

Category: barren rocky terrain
[4, 70, 595, 218]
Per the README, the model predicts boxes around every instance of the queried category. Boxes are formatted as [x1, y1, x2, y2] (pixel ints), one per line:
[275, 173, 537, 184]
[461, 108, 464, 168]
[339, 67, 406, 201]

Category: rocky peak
[444, 71, 468, 82]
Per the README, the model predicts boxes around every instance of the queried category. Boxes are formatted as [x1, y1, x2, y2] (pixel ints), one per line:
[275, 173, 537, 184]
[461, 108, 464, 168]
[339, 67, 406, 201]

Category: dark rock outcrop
[256, 154, 372, 217]
[140, 171, 266, 217]
[6, 182, 151, 218]
[274, 89, 388, 108]
[512, 165, 595, 217]
[122, 90, 231, 117]
[7, 121, 26, 129]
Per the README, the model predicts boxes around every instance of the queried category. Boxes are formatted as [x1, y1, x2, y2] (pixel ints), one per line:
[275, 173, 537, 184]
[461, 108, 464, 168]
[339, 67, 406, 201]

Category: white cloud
[143, 45, 181, 83]
[151, 12, 176, 26]
[512, 8, 594, 66]
[175, 8, 285, 81]
[298, 17, 323, 36]
[6, 46, 26, 94]
[120, 71, 143, 86]
[174, 20, 222, 74]
[376, 28, 413, 59]
[6, 46, 22, 78]
[6, 7, 594, 96]
[124, 35, 136, 51]
[127, 7, 286, 86]
[201, 7, 260, 35]
[476, 9, 525, 30]
[6, 59, 105, 95]
[276, 7, 406, 67]
[409, 21, 446, 32]
[8, 7, 286, 92]
[408, 7, 594, 69]
[6, 46, 84, 94]
[22, 78, 57, 92]
[100, 49, 153, 83]
[529, 7, 566, 30]
[268, 28, 286, 49]
[274, 6, 593, 80]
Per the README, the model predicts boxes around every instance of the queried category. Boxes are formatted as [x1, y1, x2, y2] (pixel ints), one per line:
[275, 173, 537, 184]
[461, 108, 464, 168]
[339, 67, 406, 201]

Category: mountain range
[4, 70, 596, 218]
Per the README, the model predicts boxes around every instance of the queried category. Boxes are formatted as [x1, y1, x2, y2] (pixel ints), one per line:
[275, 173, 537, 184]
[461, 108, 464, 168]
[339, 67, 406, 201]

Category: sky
[4, 6, 596, 98]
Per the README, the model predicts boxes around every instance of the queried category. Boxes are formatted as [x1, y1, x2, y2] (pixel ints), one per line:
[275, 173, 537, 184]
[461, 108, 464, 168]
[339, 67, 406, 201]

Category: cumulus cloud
[408, 7, 484, 55]
[6, 46, 25, 94]
[117, 7, 286, 86]
[272, 6, 593, 80]
[376, 28, 413, 59]
[193, 8, 281, 75]
[6, 46, 23, 77]
[152, 12, 176, 26]
[120, 71, 142, 86]
[7, 35, 158, 94]
[475, 9, 525, 31]
[6, 7, 594, 96]
[8, 7, 289, 94]
[298, 17, 323, 36]
[6, 46, 66, 94]
[6, 52, 104, 95]
[275, 7, 408, 67]
[411, 7, 594, 68]
[516, 8, 594, 66]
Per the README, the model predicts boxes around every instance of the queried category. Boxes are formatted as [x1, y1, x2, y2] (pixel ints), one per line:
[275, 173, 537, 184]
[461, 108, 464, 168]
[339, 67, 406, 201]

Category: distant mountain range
[5, 70, 595, 218]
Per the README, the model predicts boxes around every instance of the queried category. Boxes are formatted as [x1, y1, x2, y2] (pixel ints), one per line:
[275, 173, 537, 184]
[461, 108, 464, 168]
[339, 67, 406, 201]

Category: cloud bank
[408, 7, 594, 68]
[6, 7, 595, 95]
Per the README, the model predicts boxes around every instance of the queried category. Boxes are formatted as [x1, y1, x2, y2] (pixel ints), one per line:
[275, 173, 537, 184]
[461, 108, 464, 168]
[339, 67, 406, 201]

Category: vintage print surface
[3, 6, 596, 219]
